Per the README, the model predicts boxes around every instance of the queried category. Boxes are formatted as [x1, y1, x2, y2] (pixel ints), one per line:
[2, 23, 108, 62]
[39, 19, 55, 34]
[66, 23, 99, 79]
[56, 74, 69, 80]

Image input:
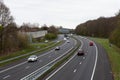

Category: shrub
[17, 33, 29, 49]
[44, 33, 57, 40]
[109, 23, 120, 48]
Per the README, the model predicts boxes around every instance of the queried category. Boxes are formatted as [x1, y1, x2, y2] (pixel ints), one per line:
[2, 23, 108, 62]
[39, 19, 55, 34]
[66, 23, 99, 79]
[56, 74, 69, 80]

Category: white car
[45, 40, 48, 43]
[55, 46, 60, 50]
[64, 38, 67, 40]
[28, 55, 38, 62]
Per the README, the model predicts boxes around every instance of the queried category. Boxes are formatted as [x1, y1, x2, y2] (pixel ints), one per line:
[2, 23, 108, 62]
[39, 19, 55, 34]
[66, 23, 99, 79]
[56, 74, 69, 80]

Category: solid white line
[0, 41, 68, 74]
[45, 52, 77, 80]
[3, 75, 10, 79]
[0, 62, 26, 74]
[90, 42, 98, 80]
[45, 38, 83, 80]
[73, 69, 77, 73]
[74, 38, 77, 46]
[25, 66, 30, 69]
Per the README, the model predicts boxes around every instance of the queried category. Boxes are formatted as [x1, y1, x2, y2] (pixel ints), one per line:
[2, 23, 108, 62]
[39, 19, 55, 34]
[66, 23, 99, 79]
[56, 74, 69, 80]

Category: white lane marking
[45, 38, 83, 80]
[0, 41, 68, 74]
[79, 62, 82, 64]
[21, 46, 74, 80]
[3, 75, 10, 79]
[74, 38, 77, 46]
[25, 66, 30, 69]
[83, 57, 85, 59]
[0, 62, 26, 74]
[0, 50, 53, 73]
[90, 42, 98, 80]
[73, 69, 77, 73]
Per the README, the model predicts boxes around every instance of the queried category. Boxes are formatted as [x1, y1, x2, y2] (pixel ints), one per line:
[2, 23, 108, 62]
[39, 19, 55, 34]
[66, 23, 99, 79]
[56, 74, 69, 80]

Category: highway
[0, 35, 113, 80]
[0, 36, 77, 80]
[44, 36, 113, 80]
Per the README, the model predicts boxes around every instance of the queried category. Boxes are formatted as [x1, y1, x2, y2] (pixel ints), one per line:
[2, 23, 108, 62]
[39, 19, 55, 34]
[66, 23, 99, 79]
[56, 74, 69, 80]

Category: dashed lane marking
[3, 75, 10, 79]
[79, 62, 82, 64]
[73, 69, 77, 73]
[25, 66, 30, 69]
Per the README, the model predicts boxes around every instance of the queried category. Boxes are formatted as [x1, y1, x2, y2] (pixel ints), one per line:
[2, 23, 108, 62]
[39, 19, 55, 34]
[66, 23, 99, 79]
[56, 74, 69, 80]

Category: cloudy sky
[4, 0, 120, 29]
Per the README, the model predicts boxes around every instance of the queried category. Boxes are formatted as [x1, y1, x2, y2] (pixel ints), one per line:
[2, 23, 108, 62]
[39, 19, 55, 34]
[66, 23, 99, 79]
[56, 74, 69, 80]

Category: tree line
[75, 11, 120, 48]
[0, 2, 58, 55]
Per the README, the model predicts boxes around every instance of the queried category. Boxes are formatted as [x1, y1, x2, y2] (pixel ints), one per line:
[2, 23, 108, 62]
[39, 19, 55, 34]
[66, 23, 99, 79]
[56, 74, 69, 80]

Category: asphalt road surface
[0, 37, 77, 80]
[44, 36, 113, 80]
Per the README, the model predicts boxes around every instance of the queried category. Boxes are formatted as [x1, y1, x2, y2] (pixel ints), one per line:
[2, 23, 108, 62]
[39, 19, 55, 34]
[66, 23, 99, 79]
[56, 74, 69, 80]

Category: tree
[75, 13, 118, 38]
[45, 33, 57, 40]
[0, 2, 13, 27]
[3, 23, 18, 52]
[0, 2, 14, 53]
[40, 24, 48, 30]
[109, 21, 120, 48]
[48, 25, 58, 34]
[19, 23, 40, 32]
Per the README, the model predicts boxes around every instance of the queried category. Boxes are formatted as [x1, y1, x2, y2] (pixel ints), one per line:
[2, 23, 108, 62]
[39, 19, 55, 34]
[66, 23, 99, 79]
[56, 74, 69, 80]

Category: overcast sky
[4, 0, 120, 29]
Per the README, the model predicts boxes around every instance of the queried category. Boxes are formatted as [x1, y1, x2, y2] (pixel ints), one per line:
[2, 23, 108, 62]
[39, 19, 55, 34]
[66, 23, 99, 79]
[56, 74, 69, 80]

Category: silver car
[28, 55, 38, 62]
[55, 46, 60, 50]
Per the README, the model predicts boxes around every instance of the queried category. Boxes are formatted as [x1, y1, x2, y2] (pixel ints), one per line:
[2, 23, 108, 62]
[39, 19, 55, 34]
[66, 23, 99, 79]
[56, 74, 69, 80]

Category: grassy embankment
[91, 38, 120, 80]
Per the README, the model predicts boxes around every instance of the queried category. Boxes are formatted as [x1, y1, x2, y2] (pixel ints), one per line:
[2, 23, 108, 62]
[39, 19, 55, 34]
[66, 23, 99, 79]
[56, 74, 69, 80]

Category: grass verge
[91, 37, 120, 80]
[0, 41, 63, 66]
[37, 37, 80, 80]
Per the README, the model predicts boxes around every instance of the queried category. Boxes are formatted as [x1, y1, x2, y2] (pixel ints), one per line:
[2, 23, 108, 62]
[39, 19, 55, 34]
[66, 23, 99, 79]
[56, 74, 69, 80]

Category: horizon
[4, 0, 120, 29]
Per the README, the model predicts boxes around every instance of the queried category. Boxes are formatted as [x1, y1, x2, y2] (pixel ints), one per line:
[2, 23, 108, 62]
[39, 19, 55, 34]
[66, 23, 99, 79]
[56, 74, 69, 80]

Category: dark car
[89, 41, 94, 46]
[77, 49, 84, 56]
[55, 46, 60, 50]
[67, 40, 70, 43]
[66, 37, 69, 39]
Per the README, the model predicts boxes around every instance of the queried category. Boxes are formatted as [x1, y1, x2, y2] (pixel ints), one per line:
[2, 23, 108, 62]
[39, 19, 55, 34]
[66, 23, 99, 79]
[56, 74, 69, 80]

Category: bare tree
[0, 2, 14, 53]
[40, 24, 48, 30]
[48, 25, 58, 34]
[0, 2, 13, 27]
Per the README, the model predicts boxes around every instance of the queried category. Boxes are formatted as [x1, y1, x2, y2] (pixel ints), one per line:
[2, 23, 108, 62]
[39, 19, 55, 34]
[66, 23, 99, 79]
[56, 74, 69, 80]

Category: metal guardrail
[0, 41, 62, 64]
[20, 66, 52, 80]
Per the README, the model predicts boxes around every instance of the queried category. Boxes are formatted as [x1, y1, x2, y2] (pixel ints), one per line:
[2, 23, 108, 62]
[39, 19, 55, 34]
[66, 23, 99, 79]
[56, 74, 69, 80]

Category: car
[89, 41, 94, 46]
[67, 40, 70, 43]
[55, 46, 60, 50]
[28, 55, 38, 62]
[45, 40, 48, 43]
[64, 38, 67, 40]
[77, 49, 84, 56]
[66, 37, 69, 39]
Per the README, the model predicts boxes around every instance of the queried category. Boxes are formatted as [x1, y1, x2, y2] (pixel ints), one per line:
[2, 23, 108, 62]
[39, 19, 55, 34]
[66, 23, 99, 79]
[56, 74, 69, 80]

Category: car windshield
[79, 49, 83, 52]
[29, 55, 36, 58]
